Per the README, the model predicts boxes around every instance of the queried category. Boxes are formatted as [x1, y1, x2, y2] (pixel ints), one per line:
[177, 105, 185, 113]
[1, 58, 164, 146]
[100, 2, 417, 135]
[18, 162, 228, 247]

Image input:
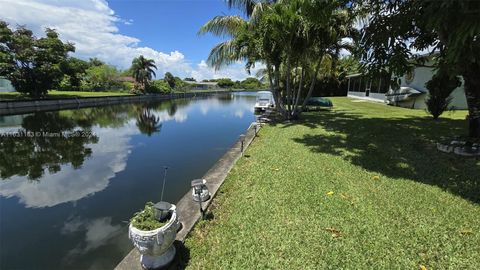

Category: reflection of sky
[0, 122, 138, 208]
[62, 216, 123, 258]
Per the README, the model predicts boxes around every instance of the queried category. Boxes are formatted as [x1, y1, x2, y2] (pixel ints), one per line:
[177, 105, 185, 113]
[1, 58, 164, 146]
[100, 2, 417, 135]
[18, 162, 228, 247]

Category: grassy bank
[184, 98, 480, 269]
[0, 90, 132, 100]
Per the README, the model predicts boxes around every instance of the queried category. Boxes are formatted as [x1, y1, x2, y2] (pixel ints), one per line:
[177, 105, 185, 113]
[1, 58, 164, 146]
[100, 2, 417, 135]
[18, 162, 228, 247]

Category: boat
[385, 86, 425, 104]
[305, 97, 333, 108]
[254, 91, 275, 112]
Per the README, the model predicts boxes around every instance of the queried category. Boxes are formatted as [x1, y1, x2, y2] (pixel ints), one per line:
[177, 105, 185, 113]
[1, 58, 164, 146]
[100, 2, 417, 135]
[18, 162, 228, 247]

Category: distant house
[117, 76, 136, 83]
[346, 60, 467, 110]
[183, 81, 219, 90]
[0, 77, 15, 92]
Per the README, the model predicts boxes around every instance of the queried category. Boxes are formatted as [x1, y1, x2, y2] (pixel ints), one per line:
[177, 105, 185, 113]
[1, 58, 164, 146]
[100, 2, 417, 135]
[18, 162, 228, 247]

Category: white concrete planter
[128, 204, 180, 269]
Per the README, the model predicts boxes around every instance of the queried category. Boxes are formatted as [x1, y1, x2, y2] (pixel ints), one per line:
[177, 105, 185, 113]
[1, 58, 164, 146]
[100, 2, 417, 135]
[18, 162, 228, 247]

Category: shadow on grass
[288, 110, 480, 204]
[168, 241, 190, 270]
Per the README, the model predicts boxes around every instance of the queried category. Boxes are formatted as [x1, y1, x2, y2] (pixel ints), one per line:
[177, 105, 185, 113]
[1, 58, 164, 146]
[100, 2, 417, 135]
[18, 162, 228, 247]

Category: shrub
[425, 65, 461, 119]
[217, 78, 235, 88]
[147, 80, 172, 94]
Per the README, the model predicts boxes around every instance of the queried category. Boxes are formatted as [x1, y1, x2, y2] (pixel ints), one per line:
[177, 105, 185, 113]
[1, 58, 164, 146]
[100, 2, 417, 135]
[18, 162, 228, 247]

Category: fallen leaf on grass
[340, 193, 355, 205]
[419, 265, 428, 270]
[325, 227, 341, 238]
[460, 229, 473, 236]
[372, 175, 380, 180]
[326, 191, 334, 196]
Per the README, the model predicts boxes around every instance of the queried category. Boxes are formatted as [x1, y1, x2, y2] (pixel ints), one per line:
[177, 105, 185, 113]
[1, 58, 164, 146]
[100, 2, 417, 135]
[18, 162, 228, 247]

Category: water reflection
[0, 123, 137, 208]
[0, 93, 257, 270]
[136, 105, 162, 136]
[62, 216, 123, 257]
[0, 100, 193, 181]
[0, 112, 99, 180]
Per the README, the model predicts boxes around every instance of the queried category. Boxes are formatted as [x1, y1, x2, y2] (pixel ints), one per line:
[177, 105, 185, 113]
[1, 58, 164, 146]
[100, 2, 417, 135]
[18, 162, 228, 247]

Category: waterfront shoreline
[0, 91, 236, 116]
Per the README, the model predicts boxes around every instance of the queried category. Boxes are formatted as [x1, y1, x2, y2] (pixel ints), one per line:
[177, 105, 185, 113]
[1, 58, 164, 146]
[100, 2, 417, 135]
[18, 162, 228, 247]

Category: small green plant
[131, 202, 169, 231]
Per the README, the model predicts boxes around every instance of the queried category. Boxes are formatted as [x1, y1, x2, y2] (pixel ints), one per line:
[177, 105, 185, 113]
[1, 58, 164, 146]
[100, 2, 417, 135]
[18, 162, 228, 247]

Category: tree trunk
[292, 66, 305, 117]
[463, 63, 480, 138]
[272, 63, 287, 117]
[285, 58, 292, 117]
[301, 58, 323, 111]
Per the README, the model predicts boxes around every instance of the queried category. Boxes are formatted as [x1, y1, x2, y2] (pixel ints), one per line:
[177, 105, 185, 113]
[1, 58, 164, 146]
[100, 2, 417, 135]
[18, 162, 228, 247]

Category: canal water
[0, 92, 257, 270]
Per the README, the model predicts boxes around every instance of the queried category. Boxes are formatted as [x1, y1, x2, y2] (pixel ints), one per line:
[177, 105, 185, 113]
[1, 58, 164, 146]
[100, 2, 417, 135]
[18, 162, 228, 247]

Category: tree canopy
[0, 21, 74, 97]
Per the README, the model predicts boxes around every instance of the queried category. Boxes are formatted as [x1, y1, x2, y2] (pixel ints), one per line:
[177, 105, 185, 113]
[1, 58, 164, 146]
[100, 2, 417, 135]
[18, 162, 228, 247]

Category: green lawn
[0, 90, 132, 100]
[183, 98, 480, 269]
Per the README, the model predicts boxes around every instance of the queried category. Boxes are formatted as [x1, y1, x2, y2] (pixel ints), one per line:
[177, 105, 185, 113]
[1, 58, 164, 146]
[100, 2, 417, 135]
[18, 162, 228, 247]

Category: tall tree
[131, 55, 157, 93]
[0, 21, 74, 98]
[164, 72, 175, 88]
[357, 0, 480, 138]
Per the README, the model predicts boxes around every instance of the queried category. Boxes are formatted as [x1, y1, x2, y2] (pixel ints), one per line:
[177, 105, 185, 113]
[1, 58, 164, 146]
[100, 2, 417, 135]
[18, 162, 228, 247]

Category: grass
[0, 90, 132, 100]
[183, 97, 480, 269]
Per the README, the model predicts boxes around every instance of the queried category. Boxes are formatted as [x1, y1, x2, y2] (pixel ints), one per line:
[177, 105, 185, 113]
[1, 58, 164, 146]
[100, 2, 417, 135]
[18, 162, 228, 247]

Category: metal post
[195, 188, 205, 219]
[160, 166, 168, 201]
[239, 135, 245, 153]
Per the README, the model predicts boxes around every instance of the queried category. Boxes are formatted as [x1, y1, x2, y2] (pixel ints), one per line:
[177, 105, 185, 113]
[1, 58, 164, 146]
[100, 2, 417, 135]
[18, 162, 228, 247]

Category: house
[0, 77, 15, 92]
[346, 61, 467, 110]
[183, 81, 219, 90]
[117, 76, 135, 83]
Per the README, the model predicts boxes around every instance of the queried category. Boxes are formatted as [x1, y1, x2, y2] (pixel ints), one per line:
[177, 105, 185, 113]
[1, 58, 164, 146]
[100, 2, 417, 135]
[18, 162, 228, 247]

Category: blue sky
[111, 0, 242, 64]
[0, 0, 259, 80]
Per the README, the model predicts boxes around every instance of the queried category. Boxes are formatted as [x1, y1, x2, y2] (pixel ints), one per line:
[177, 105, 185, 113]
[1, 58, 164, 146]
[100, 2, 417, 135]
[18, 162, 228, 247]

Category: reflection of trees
[136, 106, 161, 136]
[167, 102, 177, 117]
[0, 112, 98, 180]
[0, 99, 195, 180]
[217, 94, 234, 105]
[66, 105, 133, 128]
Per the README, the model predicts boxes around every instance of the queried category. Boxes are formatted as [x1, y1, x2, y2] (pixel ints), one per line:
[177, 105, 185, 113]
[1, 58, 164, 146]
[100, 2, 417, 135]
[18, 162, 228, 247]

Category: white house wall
[398, 63, 467, 110]
[0, 78, 15, 92]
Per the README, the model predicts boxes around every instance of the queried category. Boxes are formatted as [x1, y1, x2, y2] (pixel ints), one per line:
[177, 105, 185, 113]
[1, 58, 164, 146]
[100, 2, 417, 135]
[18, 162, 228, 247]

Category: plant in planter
[129, 201, 180, 269]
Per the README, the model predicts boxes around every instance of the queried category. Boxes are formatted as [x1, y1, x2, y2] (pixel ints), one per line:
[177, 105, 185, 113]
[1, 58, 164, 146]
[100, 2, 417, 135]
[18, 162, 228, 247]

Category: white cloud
[0, 0, 258, 80]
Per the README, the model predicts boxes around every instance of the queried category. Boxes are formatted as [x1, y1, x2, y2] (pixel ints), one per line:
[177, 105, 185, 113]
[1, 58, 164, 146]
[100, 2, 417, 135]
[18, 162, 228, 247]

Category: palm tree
[131, 55, 157, 93]
[200, 0, 354, 119]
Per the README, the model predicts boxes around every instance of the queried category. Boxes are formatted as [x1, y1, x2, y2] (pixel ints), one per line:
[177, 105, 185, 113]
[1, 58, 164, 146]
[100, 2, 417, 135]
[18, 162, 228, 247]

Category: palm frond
[226, 0, 257, 16]
[198, 15, 247, 37]
[207, 40, 245, 70]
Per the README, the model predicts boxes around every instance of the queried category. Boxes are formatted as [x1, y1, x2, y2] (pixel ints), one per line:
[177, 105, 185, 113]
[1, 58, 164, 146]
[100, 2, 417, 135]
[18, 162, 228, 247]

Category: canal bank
[0, 91, 234, 116]
[114, 119, 263, 270]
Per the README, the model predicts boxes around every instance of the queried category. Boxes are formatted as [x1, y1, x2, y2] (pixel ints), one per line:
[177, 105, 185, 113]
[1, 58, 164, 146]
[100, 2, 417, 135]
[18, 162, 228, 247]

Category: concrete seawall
[115, 121, 261, 270]
[0, 91, 232, 116]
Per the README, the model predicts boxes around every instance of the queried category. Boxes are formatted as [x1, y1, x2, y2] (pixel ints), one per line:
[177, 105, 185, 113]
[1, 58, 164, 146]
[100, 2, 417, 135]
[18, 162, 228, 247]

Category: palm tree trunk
[463, 63, 480, 138]
[285, 58, 292, 117]
[271, 63, 286, 117]
[292, 66, 305, 117]
[301, 58, 323, 111]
